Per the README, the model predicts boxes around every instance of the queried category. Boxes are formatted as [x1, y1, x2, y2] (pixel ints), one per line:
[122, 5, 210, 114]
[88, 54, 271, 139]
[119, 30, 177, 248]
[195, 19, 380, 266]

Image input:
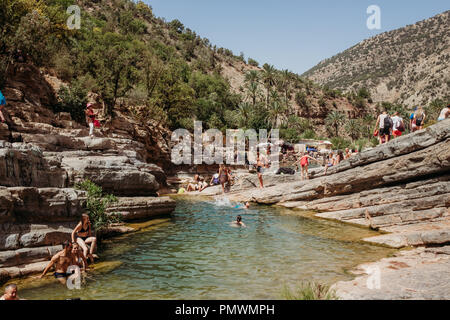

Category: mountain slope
[303, 11, 450, 106]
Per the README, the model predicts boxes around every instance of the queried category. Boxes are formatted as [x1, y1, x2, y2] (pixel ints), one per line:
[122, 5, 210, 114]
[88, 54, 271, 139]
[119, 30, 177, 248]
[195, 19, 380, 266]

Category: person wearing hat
[0, 89, 6, 123]
[85, 103, 98, 138]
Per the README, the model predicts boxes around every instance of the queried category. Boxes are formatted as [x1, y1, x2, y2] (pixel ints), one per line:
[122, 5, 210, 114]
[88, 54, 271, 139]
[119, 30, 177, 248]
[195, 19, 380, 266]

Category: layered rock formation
[0, 65, 177, 284]
[208, 119, 449, 299]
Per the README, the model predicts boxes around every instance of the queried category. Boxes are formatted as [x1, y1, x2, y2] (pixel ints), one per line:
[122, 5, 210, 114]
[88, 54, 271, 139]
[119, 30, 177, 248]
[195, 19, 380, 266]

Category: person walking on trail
[409, 107, 417, 130]
[391, 111, 405, 138]
[85, 103, 98, 138]
[413, 107, 426, 131]
[0, 90, 7, 123]
[438, 105, 450, 121]
[296, 153, 321, 181]
[375, 110, 393, 144]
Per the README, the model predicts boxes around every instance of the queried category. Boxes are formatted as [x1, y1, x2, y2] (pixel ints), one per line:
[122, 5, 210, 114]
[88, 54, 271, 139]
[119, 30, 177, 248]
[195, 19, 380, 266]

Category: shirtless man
[0, 284, 22, 300]
[38, 241, 75, 285]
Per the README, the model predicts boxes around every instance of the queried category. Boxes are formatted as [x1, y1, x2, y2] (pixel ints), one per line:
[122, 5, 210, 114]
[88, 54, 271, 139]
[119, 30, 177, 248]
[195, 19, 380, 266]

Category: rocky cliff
[303, 11, 450, 106]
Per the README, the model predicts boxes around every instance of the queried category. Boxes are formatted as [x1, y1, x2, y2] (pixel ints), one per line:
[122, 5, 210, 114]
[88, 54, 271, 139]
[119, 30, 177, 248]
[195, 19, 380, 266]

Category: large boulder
[7, 187, 86, 223]
[0, 143, 67, 188]
[61, 156, 160, 196]
[106, 196, 176, 221]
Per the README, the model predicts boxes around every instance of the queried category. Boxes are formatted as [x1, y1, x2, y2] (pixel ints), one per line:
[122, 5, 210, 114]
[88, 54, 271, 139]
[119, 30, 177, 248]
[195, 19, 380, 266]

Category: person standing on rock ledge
[85, 103, 99, 138]
[0, 89, 6, 123]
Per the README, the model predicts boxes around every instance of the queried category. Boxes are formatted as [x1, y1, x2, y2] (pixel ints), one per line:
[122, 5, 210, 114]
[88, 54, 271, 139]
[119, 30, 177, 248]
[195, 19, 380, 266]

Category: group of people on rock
[38, 214, 98, 285]
[375, 104, 449, 145]
[182, 164, 236, 194]
[375, 110, 406, 144]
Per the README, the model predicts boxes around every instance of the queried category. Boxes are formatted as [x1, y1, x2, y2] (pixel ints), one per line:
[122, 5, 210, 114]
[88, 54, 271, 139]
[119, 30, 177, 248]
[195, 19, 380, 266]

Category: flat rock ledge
[106, 196, 176, 221]
[333, 246, 450, 300]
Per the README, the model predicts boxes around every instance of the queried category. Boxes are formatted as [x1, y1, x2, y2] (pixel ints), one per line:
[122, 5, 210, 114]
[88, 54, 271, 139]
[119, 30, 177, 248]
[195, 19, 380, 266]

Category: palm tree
[345, 119, 361, 141]
[326, 111, 346, 137]
[362, 114, 376, 139]
[268, 100, 286, 129]
[279, 69, 292, 107]
[237, 102, 252, 128]
[261, 64, 277, 106]
[245, 81, 260, 107]
[245, 70, 260, 85]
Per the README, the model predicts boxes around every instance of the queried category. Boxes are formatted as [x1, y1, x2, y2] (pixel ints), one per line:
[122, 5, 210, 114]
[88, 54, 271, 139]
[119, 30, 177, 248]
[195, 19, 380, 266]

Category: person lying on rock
[0, 283, 23, 300]
[38, 241, 75, 285]
[72, 214, 98, 264]
[187, 174, 200, 192]
[198, 176, 209, 192]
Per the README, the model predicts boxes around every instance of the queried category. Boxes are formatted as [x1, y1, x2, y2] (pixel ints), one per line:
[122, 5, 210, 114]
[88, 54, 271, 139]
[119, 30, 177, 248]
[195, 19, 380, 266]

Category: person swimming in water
[234, 201, 250, 209]
[232, 215, 246, 227]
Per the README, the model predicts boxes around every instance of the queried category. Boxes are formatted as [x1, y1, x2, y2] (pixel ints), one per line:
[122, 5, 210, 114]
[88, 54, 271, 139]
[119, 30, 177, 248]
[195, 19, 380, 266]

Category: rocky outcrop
[333, 246, 450, 300]
[106, 197, 176, 221]
[218, 120, 450, 250]
[0, 65, 177, 284]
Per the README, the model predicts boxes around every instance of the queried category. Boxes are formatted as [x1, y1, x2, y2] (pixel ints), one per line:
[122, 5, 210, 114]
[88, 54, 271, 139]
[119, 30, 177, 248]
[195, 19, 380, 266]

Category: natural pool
[20, 197, 395, 300]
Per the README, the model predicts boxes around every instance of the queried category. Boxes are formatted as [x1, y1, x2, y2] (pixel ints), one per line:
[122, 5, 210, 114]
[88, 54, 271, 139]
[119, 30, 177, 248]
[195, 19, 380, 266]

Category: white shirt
[439, 108, 449, 120]
[379, 114, 388, 128]
[391, 116, 402, 130]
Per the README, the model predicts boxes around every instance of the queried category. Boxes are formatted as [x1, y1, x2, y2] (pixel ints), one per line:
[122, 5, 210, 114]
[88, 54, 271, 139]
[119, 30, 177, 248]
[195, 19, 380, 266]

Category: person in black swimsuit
[72, 214, 98, 264]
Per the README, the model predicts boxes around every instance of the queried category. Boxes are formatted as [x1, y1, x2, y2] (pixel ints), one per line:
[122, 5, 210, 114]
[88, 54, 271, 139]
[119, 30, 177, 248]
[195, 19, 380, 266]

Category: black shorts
[54, 272, 73, 279]
[380, 127, 390, 136]
[257, 166, 263, 174]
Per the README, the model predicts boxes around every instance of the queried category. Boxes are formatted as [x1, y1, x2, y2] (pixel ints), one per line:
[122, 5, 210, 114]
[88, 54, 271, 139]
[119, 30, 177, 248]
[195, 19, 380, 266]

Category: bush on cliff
[76, 180, 122, 231]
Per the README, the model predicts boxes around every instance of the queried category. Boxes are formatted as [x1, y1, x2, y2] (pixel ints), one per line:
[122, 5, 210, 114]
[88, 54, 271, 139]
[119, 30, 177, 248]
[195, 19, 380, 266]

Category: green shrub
[248, 58, 259, 67]
[55, 82, 88, 123]
[281, 282, 339, 300]
[331, 136, 351, 150]
[75, 180, 121, 231]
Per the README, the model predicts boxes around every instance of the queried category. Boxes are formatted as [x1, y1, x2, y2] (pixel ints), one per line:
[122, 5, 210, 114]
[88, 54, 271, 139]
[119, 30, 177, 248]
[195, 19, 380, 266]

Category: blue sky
[144, 0, 449, 74]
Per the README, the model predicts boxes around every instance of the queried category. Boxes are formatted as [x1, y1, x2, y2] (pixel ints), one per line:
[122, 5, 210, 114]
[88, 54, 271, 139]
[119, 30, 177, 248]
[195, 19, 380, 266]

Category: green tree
[326, 111, 346, 137]
[345, 119, 361, 141]
[261, 64, 277, 106]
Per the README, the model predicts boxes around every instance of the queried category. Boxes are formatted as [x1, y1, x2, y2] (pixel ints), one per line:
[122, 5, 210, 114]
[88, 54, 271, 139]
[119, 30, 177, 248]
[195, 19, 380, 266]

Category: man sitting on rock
[38, 241, 76, 285]
[0, 284, 23, 300]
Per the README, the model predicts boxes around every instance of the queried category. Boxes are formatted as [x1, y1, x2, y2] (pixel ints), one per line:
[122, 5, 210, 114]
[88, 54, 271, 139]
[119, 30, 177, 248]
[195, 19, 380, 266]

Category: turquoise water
[19, 198, 393, 300]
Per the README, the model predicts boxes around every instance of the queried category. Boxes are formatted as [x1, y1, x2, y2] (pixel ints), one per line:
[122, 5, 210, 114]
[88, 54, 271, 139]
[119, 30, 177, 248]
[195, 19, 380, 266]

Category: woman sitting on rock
[72, 214, 98, 264]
